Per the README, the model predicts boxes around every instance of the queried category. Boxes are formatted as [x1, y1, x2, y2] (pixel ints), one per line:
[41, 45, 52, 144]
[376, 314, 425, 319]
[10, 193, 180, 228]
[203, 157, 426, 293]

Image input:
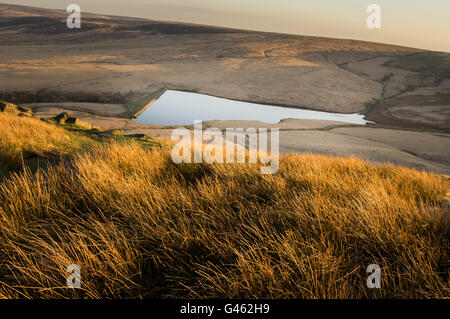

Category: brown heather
[0, 112, 448, 298]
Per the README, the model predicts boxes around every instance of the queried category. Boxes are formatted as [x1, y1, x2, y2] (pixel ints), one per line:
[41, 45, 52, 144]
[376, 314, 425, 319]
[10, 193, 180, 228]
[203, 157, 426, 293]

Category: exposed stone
[54, 112, 70, 124]
[0, 100, 33, 116]
[17, 106, 32, 114]
[0, 101, 16, 113]
[66, 117, 99, 130]
[127, 133, 147, 139]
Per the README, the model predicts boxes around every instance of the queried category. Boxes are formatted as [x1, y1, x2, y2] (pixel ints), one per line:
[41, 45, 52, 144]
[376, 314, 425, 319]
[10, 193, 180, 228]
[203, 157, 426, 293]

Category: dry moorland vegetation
[0, 112, 96, 176]
[0, 112, 448, 299]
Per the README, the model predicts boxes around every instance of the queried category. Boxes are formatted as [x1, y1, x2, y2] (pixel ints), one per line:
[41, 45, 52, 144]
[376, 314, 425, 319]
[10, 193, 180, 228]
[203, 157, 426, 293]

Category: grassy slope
[0, 113, 448, 299]
[0, 112, 160, 178]
[0, 112, 97, 177]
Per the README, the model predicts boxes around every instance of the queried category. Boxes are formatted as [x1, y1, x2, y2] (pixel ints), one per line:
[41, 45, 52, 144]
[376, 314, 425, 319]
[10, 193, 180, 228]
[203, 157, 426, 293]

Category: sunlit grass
[0, 113, 448, 299]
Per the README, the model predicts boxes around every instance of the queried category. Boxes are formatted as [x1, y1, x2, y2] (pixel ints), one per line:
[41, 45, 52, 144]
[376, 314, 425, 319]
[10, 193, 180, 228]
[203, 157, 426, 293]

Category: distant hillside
[0, 3, 417, 49]
[0, 3, 448, 132]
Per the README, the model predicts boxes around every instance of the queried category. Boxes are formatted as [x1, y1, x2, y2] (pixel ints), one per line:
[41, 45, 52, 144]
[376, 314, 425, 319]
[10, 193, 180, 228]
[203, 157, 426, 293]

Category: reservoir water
[134, 90, 370, 125]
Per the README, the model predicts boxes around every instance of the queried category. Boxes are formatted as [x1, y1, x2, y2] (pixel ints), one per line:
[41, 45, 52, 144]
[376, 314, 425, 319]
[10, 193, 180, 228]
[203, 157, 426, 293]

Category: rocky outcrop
[65, 117, 98, 130]
[54, 112, 69, 124]
[0, 101, 100, 130]
[0, 100, 33, 117]
[52, 112, 99, 130]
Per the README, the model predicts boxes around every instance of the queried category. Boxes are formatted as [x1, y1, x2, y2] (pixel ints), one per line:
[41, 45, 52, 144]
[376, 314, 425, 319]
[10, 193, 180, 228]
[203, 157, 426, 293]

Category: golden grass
[0, 112, 448, 298]
[0, 112, 95, 175]
[0, 137, 448, 298]
[0, 112, 75, 153]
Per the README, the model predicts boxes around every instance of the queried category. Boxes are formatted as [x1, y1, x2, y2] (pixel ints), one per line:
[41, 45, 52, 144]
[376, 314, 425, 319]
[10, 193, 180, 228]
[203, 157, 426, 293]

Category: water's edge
[134, 89, 371, 126]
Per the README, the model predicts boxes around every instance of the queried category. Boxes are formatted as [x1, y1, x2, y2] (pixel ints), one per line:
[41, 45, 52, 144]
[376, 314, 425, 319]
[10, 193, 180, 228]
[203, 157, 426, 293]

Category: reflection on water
[134, 90, 370, 125]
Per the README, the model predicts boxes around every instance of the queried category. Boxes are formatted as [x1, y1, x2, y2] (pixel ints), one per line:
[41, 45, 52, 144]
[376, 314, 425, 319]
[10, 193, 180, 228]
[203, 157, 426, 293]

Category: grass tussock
[0, 112, 96, 176]
[0, 138, 448, 299]
[0, 112, 94, 154]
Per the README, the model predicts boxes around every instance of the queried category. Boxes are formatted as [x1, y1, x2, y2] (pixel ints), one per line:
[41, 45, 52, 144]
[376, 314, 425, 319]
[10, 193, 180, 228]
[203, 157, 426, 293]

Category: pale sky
[3, 0, 450, 52]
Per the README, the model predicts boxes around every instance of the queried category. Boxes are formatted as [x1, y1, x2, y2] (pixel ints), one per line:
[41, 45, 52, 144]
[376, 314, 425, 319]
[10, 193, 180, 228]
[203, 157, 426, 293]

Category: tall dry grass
[0, 112, 95, 176]
[0, 112, 94, 154]
[0, 139, 448, 299]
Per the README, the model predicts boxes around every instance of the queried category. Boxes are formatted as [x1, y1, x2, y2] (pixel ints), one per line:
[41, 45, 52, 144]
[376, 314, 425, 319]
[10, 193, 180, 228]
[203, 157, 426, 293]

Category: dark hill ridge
[0, 3, 417, 49]
[0, 3, 242, 43]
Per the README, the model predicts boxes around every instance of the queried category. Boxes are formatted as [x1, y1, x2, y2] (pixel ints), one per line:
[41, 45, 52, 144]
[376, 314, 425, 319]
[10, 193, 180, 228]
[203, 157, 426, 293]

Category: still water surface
[134, 90, 369, 125]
